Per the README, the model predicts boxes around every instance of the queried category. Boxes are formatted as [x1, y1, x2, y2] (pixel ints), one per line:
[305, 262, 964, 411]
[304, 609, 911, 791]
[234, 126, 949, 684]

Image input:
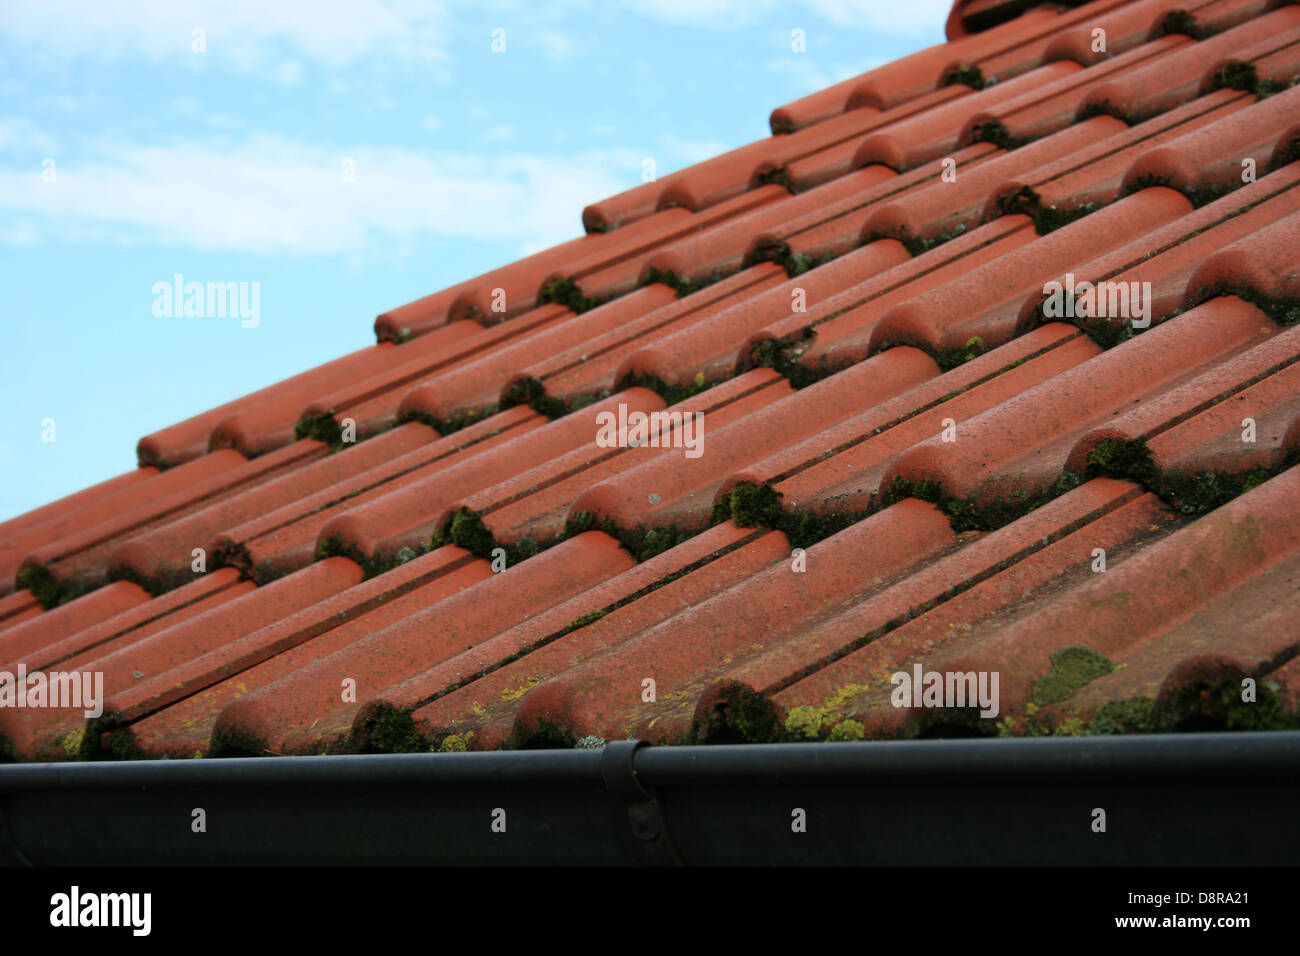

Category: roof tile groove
[6, 0, 1300, 760]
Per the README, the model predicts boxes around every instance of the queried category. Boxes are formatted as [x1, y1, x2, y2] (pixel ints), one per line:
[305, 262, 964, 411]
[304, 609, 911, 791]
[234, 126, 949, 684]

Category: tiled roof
[3, 0, 1299, 761]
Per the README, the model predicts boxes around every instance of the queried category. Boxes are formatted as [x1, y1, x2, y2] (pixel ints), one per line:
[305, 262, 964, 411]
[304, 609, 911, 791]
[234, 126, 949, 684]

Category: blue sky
[0, 0, 946, 521]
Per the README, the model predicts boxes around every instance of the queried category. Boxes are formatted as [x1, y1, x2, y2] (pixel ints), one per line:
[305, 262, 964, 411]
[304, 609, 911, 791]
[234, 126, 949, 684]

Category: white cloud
[762, 54, 887, 95]
[658, 133, 729, 164]
[0, 0, 451, 73]
[421, 114, 442, 130]
[0, 221, 39, 245]
[275, 59, 303, 85]
[484, 125, 515, 142]
[633, 0, 949, 35]
[535, 29, 580, 63]
[0, 132, 641, 257]
[632, 0, 763, 27]
[800, 0, 952, 36]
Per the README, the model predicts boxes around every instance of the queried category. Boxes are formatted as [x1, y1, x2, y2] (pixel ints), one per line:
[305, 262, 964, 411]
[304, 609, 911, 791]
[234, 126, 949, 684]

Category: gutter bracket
[600, 740, 683, 866]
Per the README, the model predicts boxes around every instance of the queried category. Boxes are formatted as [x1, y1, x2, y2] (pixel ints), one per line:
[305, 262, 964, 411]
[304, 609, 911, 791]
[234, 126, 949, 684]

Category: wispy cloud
[0, 0, 452, 74]
[761, 54, 888, 95]
[633, 0, 950, 35]
[0, 132, 642, 256]
[534, 29, 581, 63]
[658, 133, 730, 164]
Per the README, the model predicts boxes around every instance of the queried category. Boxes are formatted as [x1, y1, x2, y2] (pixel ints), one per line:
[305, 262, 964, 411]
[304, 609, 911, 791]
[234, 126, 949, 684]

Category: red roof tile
[4, 0, 1300, 761]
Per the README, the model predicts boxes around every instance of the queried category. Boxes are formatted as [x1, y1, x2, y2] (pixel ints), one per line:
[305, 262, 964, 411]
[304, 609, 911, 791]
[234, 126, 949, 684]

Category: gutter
[1, 732, 1297, 865]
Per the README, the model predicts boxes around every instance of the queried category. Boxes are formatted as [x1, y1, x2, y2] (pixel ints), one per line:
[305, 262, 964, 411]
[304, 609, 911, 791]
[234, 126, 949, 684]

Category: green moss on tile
[1089, 697, 1158, 734]
[501, 376, 567, 419]
[508, 716, 577, 750]
[865, 223, 970, 258]
[934, 335, 987, 372]
[641, 265, 733, 299]
[1078, 315, 1136, 350]
[1085, 437, 1158, 483]
[754, 166, 793, 191]
[785, 250, 836, 278]
[1213, 61, 1258, 93]
[748, 331, 822, 389]
[1160, 675, 1298, 732]
[688, 682, 787, 744]
[724, 482, 785, 528]
[886, 471, 1082, 535]
[827, 718, 866, 741]
[613, 368, 713, 407]
[1121, 172, 1234, 208]
[294, 413, 346, 450]
[1077, 100, 1126, 123]
[436, 730, 475, 752]
[1187, 281, 1300, 327]
[1157, 9, 1203, 39]
[539, 277, 609, 314]
[1032, 201, 1100, 236]
[1030, 646, 1118, 707]
[570, 608, 607, 629]
[16, 564, 71, 611]
[1157, 466, 1279, 516]
[358, 704, 428, 753]
[970, 120, 1032, 151]
[941, 63, 984, 90]
[784, 705, 825, 740]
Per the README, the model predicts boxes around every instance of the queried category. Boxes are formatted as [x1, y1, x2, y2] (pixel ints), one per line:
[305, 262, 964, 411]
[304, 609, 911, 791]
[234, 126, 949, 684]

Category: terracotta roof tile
[5, 0, 1300, 760]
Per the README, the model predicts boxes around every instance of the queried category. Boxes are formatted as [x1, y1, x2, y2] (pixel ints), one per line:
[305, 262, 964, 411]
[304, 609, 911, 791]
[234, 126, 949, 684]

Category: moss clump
[1030, 646, 1118, 707]
[747, 332, 821, 389]
[1032, 202, 1100, 235]
[754, 166, 793, 191]
[358, 705, 428, 754]
[1090, 697, 1158, 735]
[294, 414, 346, 449]
[429, 508, 548, 567]
[1158, 9, 1203, 39]
[1078, 100, 1125, 122]
[721, 482, 785, 528]
[935, 336, 987, 372]
[16, 564, 70, 610]
[827, 719, 866, 741]
[509, 717, 577, 750]
[1085, 437, 1158, 483]
[564, 509, 694, 563]
[501, 377, 566, 419]
[1187, 281, 1300, 327]
[436, 731, 475, 752]
[689, 682, 786, 744]
[1214, 61, 1258, 93]
[1122, 172, 1235, 208]
[1161, 676, 1297, 731]
[1079, 315, 1136, 350]
[785, 250, 835, 278]
[866, 223, 970, 258]
[633, 526, 693, 562]
[970, 120, 1032, 150]
[887, 471, 1082, 535]
[570, 608, 606, 629]
[539, 277, 608, 314]
[784, 705, 825, 741]
[447, 507, 496, 559]
[1157, 467, 1277, 516]
[60, 728, 87, 759]
[941, 63, 984, 90]
[613, 369, 711, 407]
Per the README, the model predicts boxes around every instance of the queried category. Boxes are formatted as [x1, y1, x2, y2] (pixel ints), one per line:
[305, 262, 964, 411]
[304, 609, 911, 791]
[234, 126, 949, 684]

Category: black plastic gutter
[2, 733, 1297, 865]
